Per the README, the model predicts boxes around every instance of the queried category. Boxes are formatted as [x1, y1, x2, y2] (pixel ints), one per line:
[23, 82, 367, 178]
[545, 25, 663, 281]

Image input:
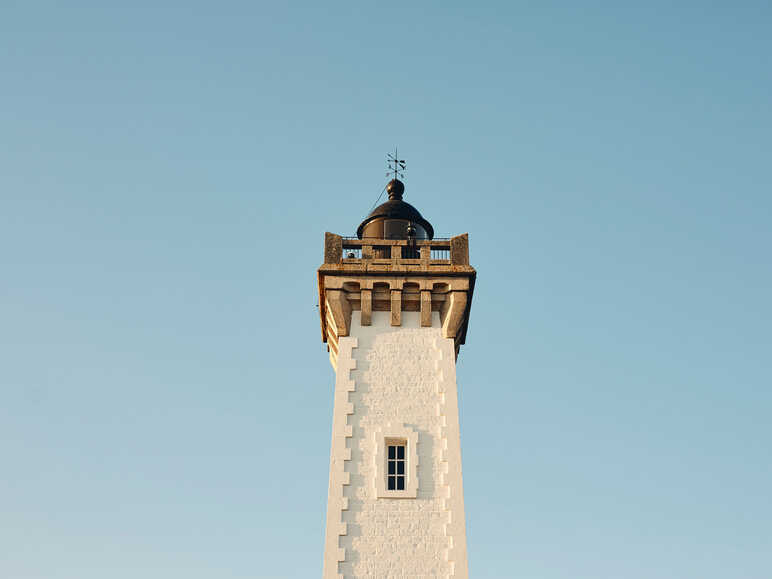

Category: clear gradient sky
[1, 1, 771, 578]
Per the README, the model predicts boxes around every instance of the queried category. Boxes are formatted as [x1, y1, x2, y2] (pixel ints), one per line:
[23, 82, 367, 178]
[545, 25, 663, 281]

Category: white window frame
[374, 424, 419, 498]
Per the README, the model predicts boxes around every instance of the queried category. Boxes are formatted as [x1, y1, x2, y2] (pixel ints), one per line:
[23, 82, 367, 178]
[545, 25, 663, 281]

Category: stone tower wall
[322, 310, 468, 578]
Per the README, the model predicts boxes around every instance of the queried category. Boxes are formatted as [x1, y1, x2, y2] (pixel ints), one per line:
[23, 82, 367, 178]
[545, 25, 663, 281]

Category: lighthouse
[318, 166, 476, 578]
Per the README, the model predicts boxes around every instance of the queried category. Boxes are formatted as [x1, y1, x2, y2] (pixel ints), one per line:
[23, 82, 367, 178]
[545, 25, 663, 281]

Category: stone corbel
[360, 288, 372, 326]
[390, 289, 402, 326]
[420, 290, 432, 327]
[326, 289, 352, 337]
[440, 290, 468, 339]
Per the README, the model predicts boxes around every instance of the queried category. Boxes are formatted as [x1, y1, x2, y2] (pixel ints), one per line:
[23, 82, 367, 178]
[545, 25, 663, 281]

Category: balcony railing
[430, 247, 450, 260]
[324, 233, 469, 267]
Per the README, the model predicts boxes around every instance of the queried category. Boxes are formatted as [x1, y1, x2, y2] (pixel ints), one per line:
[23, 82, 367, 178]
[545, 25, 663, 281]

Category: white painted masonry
[323, 310, 469, 578]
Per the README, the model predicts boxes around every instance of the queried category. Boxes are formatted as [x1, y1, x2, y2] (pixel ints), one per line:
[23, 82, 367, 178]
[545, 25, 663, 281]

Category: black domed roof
[356, 179, 434, 239]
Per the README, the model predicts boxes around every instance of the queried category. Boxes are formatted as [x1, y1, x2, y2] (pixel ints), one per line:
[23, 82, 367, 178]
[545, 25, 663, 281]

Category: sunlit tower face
[318, 165, 476, 578]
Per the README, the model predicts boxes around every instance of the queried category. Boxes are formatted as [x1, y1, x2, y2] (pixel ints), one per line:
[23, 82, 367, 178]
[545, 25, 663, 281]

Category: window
[387, 443, 406, 490]
[375, 424, 419, 498]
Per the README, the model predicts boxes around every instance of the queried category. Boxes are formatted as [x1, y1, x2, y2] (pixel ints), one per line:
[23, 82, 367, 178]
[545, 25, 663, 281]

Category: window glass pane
[384, 441, 410, 493]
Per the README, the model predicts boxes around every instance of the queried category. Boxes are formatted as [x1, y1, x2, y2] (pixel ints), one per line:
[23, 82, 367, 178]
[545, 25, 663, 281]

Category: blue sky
[1, 1, 770, 577]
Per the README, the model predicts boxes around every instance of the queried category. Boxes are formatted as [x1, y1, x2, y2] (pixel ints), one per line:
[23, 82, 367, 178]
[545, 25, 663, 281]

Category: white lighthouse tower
[318, 170, 476, 578]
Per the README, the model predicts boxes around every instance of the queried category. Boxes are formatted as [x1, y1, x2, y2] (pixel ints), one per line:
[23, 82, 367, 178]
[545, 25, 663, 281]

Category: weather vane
[386, 148, 406, 181]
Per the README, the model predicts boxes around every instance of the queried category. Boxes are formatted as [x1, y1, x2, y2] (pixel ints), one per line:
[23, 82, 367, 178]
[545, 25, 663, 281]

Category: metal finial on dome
[386, 178, 405, 200]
